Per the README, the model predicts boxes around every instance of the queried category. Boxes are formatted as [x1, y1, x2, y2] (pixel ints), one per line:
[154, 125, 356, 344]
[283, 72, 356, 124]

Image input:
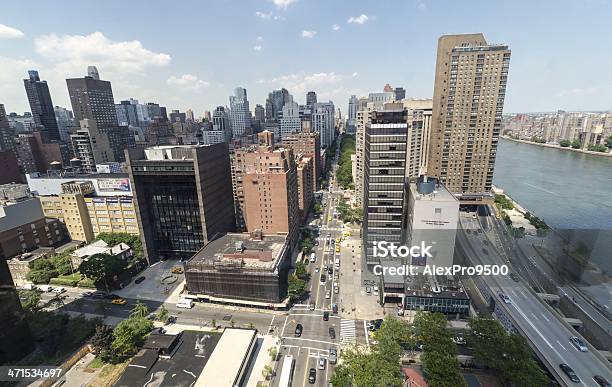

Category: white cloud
[272, 0, 297, 9]
[0, 23, 24, 38]
[166, 74, 209, 90]
[255, 11, 284, 21]
[302, 30, 317, 39]
[254, 45, 263, 51]
[352, 72, 360, 78]
[332, 24, 341, 31]
[347, 14, 369, 25]
[0, 56, 40, 112]
[34, 32, 170, 75]
[266, 71, 343, 93]
[256, 36, 264, 42]
[417, 1, 426, 9]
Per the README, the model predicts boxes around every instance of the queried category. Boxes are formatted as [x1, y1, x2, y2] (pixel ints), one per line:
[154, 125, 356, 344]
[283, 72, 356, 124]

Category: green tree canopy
[130, 301, 149, 319]
[78, 253, 127, 291]
[287, 274, 306, 302]
[111, 316, 153, 359]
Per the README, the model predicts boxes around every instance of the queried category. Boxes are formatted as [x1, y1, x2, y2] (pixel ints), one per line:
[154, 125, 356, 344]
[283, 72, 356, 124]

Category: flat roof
[188, 233, 287, 270]
[195, 328, 256, 387]
[405, 274, 468, 300]
[409, 181, 457, 202]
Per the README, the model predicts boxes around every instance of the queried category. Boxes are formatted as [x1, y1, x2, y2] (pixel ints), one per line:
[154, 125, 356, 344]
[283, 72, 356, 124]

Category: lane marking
[267, 315, 276, 334]
[282, 337, 337, 346]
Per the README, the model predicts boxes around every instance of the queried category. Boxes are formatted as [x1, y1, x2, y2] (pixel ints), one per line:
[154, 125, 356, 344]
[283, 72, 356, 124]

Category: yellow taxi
[335, 246, 340, 253]
[343, 231, 351, 237]
[172, 267, 184, 274]
[111, 298, 127, 305]
[335, 237, 341, 243]
[328, 216, 333, 222]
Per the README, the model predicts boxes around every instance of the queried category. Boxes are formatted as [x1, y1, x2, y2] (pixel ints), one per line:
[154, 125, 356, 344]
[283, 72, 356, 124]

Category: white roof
[72, 240, 109, 258]
[195, 329, 256, 387]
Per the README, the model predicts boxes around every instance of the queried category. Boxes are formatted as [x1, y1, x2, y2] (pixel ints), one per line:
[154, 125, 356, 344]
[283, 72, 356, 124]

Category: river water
[493, 138, 612, 230]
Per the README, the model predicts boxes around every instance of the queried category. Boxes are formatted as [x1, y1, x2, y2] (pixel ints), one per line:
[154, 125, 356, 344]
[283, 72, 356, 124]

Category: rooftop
[188, 233, 288, 271]
[72, 240, 130, 258]
[409, 180, 457, 203]
[405, 274, 468, 300]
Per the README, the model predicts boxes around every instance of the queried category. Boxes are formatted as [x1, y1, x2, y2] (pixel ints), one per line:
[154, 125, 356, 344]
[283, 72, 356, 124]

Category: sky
[1, 0, 612, 117]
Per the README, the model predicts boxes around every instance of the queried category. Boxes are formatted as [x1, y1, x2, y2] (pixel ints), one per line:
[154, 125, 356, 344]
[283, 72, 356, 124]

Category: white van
[38, 285, 53, 292]
[310, 253, 316, 263]
[176, 299, 194, 309]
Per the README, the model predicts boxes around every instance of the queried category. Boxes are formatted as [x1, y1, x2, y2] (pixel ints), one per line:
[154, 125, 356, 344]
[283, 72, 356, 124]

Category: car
[569, 336, 588, 352]
[176, 299, 194, 309]
[314, 267, 319, 272]
[308, 368, 316, 384]
[498, 292, 511, 304]
[328, 267, 333, 275]
[332, 303, 338, 314]
[593, 375, 611, 387]
[397, 308, 404, 316]
[482, 248, 489, 255]
[483, 239, 489, 245]
[373, 286, 379, 296]
[559, 363, 580, 383]
[452, 335, 466, 345]
[509, 272, 520, 282]
[328, 347, 338, 364]
[335, 246, 340, 253]
[472, 214, 477, 219]
[318, 357, 327, 370]
[295, 324, 303, 337]
[334, 286, 339, 294]
[320, 274, 326, 284]
[171, 267, 183, 274]
[111, 298, 127, 305]
[82, 291, 93, 297]
[52, 287, 66, 294]
[325, 290, 331, 299]
[134, 276, 146, 284]
[37, 285, 53, 292]
[323, 311, 329, 321]
[367, 319, 384, 331]
[165, 316, 177, 325]
[309, 302, 315, 311]
[328, 327, 336, 339]
[365, 286, 371, 294]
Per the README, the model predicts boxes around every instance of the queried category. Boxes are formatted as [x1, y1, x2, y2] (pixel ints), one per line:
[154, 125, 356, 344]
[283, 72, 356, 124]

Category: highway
[458, 212, 612, 386]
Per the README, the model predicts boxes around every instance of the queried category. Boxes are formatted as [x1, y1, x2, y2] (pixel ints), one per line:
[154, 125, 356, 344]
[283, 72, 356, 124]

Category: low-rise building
[184, 231, 290, 308]
[70, 239, 132, 268]
[7, 247, 55, 286]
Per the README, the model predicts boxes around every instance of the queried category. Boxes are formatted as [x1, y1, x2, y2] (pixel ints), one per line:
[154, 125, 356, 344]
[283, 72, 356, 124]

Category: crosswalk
[339, 319, 356, 345]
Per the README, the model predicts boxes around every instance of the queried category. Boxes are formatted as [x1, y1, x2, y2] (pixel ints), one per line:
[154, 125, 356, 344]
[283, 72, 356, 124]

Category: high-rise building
[0, 258, 33, 363]
[66, 68, 118, 129]
[362, 103, 408, 269]
[126, 144, 235, 263]
[116, 100, 140, 127]
[204, 111, 212, 121]
[428, 33, 511, 203]
[70, 119, 115, 173]
[295, 155, 314, 220]
[266, 88, 290, 122]
[186, 109, 195, 123]
[394, 87, 406, 101]
[229, 87, 252, 137]
[383, 83, 393, 92]
[0, 104, 16, 152]
[254, 104, 265, 123]
[312, 102, 335, 148]
[212, 106, 231, 142]
[279, 101, 301, 139]
[306, 91, 317, 108]
[281, 131, 321, 189]
[54, 106, 75, 142]
[23, 70, 61, 141]
[146, 102, 164, 120]
[403, 99, 433, 178]
[87, 65, 100, 80]
[169, 110, 186, 124]
[347, 95, 358, 134]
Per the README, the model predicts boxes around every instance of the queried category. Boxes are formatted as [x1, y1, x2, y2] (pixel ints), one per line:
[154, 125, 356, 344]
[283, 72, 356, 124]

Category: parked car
[134, 276, 146, 284]
[365, 286, 371, 294]
[452, 335, 466, 345]
[308, 368, 316, 384]
[373, 286, 379, 296]
[328, 327, 335, 339]
[37, 285, 53, 292]
[328, 347, 338, 364]
[332, 304, 338, 314]
[309, 302, 315, 311]
[318, 357, 326, 370]
[152, 327, 166, 334]
[295, 324, 303, 337]
[325, 290, 331, 299]
[593, 375, 611, 387]
[111, 298, 127, 305]
[559, 363, 580, 383]
[176, 299, 194, 309]
[569, 336, 588, 352]
[323, 311, 329, 321]
[52, 287, 66, 294]
[82, 291, 93, 297]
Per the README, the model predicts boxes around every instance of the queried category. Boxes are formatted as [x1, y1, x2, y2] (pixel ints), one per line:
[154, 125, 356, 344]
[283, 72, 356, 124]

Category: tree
[90, 324, 114, 355]
[79, 253, 127, 291]
[287, 274, 306, 302]
[130, 301, 149, 319]
[262, 364, 273, 380]
[157, 305, 169, 323]
[606, 135, 612, 149]
[313, 203, 322, 215]
[571, 139, 581, 149]
[111, 316, 153, 359]
[294, 262, 310, 281]
[559, 139, 571, 147]
[52, 253, 74, 276]
[27, 258, 58, 284]
[18, 289, 41, 312]
[268, 347, 278, 361]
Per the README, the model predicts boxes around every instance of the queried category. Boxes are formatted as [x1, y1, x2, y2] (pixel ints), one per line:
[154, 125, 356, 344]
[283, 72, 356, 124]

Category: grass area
[88, 356, 104, 369]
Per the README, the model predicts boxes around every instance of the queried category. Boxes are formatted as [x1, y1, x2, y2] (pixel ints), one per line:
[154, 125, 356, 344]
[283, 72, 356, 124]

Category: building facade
[23, 70, 61, 141]
[66, 69, 118, 129]
[229, 87, 252, 137]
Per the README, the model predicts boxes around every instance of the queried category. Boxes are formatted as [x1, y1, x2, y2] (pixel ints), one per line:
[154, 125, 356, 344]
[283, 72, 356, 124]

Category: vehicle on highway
[498, 292, 511, 304]
[332, 304, 338, 314]
[569, 336, 588, 352]
[134, 276, 146, 284]
[295, 324, 303, 337]
[176, 299, 194, 309]
[52, 287, 66, 294]
[323, 311, 329, 321]
[320, 274, 326, 284]
[171, 267, 183, 274]
[111, 298, 127, 305]
[308, 368, 316, 384]
[328, 347, 338, 364]
[318, 357, 326, 370]
[593, 375, 611, 387]
[310, 253, 316, 263]
[559, 363, 580, 383]
[309, 302, 315, 311]
[325, 290, 331, 299]
[328, 327, 336, 339]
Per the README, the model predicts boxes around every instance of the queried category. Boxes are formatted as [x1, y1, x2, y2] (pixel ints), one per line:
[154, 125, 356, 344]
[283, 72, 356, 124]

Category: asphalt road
[458, 212, 612, 386]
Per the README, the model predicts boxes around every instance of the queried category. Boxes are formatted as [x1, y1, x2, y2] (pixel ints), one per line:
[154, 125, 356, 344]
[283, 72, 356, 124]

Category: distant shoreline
[501, 136, 612, 158]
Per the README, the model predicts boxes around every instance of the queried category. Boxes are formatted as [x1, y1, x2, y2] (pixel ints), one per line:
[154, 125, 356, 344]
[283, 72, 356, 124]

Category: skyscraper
[212, 106, 231, 142]
[347, 95, 358, 134]
[428, 34, 511, 203]
[279, 101, 301, 139]
[54, 106, 75, 142]
[116, 100, 140, 127]
[66, 68, 118, 129]
[126, 144, 235, 263]
[312, 102, 335, 148]
[254, 104, 265, 123]
[23, 70, 61, 141]
[306, 91, 317, 108]
[266, 88, 290, 122]
[0, 104, 16, 152]
[229, 87, 252, 137]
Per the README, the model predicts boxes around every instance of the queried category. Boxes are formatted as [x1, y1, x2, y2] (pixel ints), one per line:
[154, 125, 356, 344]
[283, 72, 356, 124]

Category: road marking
[530, 312, 539, 320]
[289, 313, 340, 319]
[280, 315, 289, 337]
[363, 320, 370, 348]
[340, 319, 356, 345]
[267, 315, 276, 334]
[556, 340, 568, 351]
[541, 313, 550, 322]
[282, 337, 336, 346]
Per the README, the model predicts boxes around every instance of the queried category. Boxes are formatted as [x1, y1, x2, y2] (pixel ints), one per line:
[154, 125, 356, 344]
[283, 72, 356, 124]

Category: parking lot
[115, 259, 185, 303]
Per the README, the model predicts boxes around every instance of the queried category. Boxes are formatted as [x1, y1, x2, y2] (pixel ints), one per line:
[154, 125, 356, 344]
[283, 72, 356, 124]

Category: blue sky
[1, 0, 611, 117]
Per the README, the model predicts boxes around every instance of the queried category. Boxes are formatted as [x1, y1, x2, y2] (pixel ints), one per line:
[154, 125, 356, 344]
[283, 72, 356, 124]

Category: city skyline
[2, 0, 612, 116]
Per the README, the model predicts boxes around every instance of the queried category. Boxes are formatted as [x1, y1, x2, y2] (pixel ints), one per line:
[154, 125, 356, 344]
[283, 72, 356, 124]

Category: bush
[50, 276, 80, 287]
[78, 277, 96, 288]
